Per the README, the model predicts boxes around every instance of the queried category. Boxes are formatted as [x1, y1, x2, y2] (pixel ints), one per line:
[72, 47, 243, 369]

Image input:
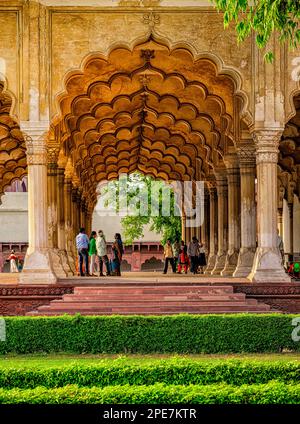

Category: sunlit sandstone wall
[0, 1, 298, 127]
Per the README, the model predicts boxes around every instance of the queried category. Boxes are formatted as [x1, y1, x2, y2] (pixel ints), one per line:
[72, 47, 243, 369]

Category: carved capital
[237, 144, 256, 168]
[25, 136, 47, 166]
[47, 145, 60, 168]
[215, 172, 228, 196]
[253, 129, 283, 165]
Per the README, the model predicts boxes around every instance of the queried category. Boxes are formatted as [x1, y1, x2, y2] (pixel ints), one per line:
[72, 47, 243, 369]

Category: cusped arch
[51, 35, 249, 207]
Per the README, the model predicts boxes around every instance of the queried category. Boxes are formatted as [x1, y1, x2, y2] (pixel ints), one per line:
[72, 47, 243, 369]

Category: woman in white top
[8, 250, 19, 273]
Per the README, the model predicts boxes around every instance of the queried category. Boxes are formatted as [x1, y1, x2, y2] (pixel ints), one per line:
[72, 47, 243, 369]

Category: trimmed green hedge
[0, 314, 299, 354]
[0, 382, 300, 404]
[1, 360, 300, 389]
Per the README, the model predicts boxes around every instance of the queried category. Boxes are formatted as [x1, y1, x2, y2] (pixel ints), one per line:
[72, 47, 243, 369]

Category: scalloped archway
[50, 36, 242, 213]
[0, 81, 26, 197]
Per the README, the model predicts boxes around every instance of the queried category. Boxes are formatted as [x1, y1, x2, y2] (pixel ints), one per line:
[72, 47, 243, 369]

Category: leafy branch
[212, 0, 300, 62]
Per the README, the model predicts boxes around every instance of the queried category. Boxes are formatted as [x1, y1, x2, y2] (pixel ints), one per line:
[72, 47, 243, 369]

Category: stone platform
[0, 272, 299, 315]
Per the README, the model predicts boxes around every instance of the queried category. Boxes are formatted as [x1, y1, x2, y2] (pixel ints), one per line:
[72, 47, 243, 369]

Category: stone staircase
[27, 283, 271, 315]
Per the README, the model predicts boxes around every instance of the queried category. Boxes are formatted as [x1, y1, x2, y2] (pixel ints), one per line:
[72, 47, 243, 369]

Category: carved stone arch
[0, 78, 26, 199]
[50, 34, 250, 203]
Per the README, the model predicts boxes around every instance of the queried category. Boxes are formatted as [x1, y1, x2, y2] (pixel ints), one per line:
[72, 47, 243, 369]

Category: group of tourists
[163, 236, 206, 275]
[75, 228, 124, 277]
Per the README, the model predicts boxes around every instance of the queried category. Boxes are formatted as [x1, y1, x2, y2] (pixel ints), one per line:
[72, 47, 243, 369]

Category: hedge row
[1, 360, 300, 389]
[0, 382, 300, 404]
[0, 314, 299, 354]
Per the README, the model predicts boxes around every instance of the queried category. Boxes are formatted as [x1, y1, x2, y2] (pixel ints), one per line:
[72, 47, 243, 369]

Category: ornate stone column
[56, 155, 72, 276]
[288, 202, 294, 260]
[47, 146, 59, 249]
[212, 172, 228, 275]
[181, 215, 186, 243]
[234, 145, 257, 277]
[222, 155, 241, 276]
[205, 186, 218, 274]
[76, 190, 82, 228]
[64, 160, 76, 274]
[46, 145, 69, 278]
[19, 123, 57, 284]
[249, 129, 290, 282]
[277, 184, 285, 237]
[56, 166, 65, 251]
[201, 188, 209, 246]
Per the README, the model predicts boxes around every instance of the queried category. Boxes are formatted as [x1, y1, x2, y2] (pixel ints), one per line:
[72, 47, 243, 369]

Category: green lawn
[0, 353, 300, 368]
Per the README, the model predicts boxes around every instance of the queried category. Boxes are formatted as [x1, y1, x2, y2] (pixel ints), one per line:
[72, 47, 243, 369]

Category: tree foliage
[101, 173, 181, 245]
[212, 0, 300, 61]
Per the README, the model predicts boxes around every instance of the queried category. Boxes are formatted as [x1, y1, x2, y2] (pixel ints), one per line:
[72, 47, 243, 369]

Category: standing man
[188, 236, 200, 274]
[96, 230, 111, 276]
[163, 239, 176, 274]
[76, 227, 90, 277]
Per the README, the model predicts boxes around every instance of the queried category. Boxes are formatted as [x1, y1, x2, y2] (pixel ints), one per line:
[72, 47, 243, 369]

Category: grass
[0, 353, 300, 368]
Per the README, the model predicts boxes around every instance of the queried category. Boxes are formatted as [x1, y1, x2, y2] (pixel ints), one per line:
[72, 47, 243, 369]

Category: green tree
[212, 0, 300, 61]
[102, 173, 182, 245]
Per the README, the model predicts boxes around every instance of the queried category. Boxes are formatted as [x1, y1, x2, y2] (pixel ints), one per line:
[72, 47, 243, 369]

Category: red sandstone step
[61, 294, 247, 302]
[42, 300, 258, 309]
[73, 286, 235, 295]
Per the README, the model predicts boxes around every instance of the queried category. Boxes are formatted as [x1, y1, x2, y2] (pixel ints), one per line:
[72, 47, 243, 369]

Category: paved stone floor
[0, 272, 250, 286]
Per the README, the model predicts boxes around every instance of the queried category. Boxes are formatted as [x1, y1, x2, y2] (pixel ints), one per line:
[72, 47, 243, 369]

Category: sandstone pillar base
[233, 247, 256, 278]
[221, 250, 239, 276]
[248, 248, 290, 282]
[19, 249, 57, 284]
[48, 249, 71, 278]
[58, 249, 75, 277]
[212, 254, 226, 275]
[204, 254, 217, 274]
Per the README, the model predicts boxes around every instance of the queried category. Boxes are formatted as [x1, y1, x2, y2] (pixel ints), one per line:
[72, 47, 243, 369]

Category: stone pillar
[64, 175, 73, 252]
[80, 198, 86, 229]
[234, 146, 257, 277]
[201, 189, 209, 247]
[205, 187, 218, 274]
[222, 156, 240, 276]
[181, 215, 186, 243]
[278, 208, 283, 237]
[72, 187, 79, 238]
[212, 173, 228, 275]
[56, 163, 73, 276]
[71, 186, 79, 265]
[19, 125, 57, 284]
[288, 202, 294, 260]
[76, 191, 82, 228]
[249, 129, 290, 282]
[57, 167, 65, 250]
[47, 161, 58, 249]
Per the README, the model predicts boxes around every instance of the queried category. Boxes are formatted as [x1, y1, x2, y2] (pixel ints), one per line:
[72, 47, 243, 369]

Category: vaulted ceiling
[52, 37, 237, 207]
[279, 94, 300, 198]
[0, 82, 26, 197]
